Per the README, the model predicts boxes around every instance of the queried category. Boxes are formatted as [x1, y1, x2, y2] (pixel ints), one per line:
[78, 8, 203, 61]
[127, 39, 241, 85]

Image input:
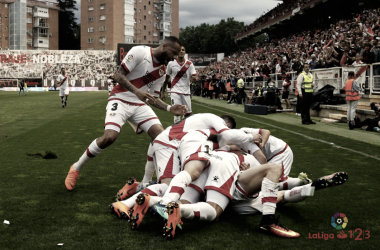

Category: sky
[73, 0, 281, 28]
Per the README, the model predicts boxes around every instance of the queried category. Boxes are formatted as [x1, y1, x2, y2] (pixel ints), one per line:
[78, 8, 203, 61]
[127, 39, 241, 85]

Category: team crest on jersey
[126, 55, 134, 63]
[212, 176, 219, 182]
[159, 69, 164, 76]
[185, 64, 190, 68]
[109, 112, 116, 117]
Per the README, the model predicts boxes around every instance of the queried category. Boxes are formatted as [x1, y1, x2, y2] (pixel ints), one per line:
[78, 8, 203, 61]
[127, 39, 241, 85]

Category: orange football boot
[116, 177, 139, 201]
[65, 164, 79, 191]
[163, 202, 183, 240]
[128, 193, 151, 230]
[259, 215, 300, 238]
[109, 201, 130, 219]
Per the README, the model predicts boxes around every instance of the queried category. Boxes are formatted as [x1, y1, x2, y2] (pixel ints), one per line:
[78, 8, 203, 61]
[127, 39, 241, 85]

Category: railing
[34, 22, 49, 28]
[237, 64, 379, 96]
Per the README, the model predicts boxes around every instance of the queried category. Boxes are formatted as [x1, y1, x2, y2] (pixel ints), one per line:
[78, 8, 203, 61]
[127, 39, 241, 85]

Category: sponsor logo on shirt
[126, 55, 134, 63]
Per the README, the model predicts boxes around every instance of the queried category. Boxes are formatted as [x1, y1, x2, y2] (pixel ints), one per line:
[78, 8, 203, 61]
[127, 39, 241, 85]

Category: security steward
[296, 64, 315, 125]
[237, 77, 245, 104]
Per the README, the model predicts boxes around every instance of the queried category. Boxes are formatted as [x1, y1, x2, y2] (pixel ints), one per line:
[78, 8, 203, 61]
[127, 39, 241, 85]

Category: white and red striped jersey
[240, 127, 287, 160]
[109, 46, 165, 105]
[167, 59, 196, 95]
[57, 74, 69, 88]
[153, 114, 254, 151]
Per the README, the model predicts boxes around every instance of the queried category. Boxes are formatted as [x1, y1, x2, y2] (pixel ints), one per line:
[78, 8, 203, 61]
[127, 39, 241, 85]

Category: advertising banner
[0, 50, 118, 87]
[187, 54, 217, 66]
[313, 68, 340, 93]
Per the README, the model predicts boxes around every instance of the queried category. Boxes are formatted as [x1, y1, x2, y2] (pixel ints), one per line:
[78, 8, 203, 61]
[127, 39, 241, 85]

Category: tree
[58, 0, 79, 50]
[179, 18, 244, 55]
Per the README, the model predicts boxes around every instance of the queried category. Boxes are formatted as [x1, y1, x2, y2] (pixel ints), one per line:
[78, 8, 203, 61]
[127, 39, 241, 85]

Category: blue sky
[73, 0, 281, 28]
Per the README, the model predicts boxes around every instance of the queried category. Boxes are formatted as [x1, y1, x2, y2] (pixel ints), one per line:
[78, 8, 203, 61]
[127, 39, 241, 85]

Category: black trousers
[296, 95, 301, 113]
[301, 89, 313, 123]
[227, 91, 232, 101]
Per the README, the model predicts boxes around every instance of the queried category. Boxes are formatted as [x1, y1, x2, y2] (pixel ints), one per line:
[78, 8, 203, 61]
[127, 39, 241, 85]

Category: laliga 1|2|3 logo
[308, 213, 370, 240]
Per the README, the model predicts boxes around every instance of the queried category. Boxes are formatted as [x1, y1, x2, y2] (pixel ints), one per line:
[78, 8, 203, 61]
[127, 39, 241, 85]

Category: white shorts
[59, 87, 69, 96]
[104, 100, 161, 134]
[229, 193, 264, 215]
[267, 146, 293, 182]
[153, 147, 180, 183]
[184, 152, 238, 200]
[171, 93, 192, 114]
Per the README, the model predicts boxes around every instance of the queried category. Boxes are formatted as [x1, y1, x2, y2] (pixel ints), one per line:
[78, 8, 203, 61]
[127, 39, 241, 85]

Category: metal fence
[240, 64, 380, 96]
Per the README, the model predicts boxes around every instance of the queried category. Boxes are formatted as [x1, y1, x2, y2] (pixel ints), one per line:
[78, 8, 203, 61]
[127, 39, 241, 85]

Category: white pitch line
[195, 102, 380, 161]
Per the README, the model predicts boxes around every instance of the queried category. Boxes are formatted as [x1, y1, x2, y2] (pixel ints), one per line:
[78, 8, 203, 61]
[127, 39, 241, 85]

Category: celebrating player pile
[109, 112, 349, 239]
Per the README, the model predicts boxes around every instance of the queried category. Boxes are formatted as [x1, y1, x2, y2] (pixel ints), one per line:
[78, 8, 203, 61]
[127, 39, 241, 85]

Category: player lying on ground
[65, 37, 187, 191]
[114, 113, 264, 201]
[237, 127, 311, 190]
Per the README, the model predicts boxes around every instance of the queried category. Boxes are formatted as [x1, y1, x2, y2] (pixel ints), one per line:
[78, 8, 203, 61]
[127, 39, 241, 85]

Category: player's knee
[98, 131, 118, 148]
[269, 163, 282, 178]
[148, 124, 164, 140]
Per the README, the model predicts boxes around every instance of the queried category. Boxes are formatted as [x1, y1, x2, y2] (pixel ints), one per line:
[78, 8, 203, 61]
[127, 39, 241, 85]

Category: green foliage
[58, 0, 79, 50]
[180, 18, 245, 55]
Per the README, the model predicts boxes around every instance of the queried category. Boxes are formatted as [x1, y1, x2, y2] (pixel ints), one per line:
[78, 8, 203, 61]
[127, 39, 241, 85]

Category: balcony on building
[34, 18, 49, 28]
[34, 7, 49, 18]
[159, 0, 172, 4]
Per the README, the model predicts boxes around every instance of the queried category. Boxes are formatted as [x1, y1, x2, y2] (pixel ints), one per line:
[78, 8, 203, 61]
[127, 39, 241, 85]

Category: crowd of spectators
[237, 0, 313, 36]
[196, 8, 380, 88]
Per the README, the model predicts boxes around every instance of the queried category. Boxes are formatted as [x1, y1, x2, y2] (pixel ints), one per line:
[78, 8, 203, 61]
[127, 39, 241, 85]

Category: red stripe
[159, 153, 174, 182]
[153, 140, 177, 150]
[171, 61, 192, 88]
[86, 148, 95, 158]
[282, 182, 289, 190]
[151, 48, 161, 68]
[169, 120, 187, 141]
[236, 183, 254, 198]
[121, 62, 130, 74]
[196, 130, 208, 137]
[147, 155, 153, 161]
[141, 188, 158, 196]
[193, 211, 200, 221]
[213, 142, 219, 150]
[170, 92, 191, 96]
[135, 117, 159, 134]
[205, 171, 237, 200]
[154, 91, 160, 94]
[129, 67, 164, 90]
[278, 162, 289, 182]
[218, 128, 230, 134]
[169, 186, 185, 196]
[108, 98, 145, 106]
[189, 184, 204, 194]
[267, 144, 288, 161]
[262, 197, 277, 204]
[104, 122, 121, 130]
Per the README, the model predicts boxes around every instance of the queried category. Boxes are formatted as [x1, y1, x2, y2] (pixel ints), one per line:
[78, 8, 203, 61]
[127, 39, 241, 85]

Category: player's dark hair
[165, 36, 182, 47]
[348, 71, 355, 77]
[220, 114, 236, 129]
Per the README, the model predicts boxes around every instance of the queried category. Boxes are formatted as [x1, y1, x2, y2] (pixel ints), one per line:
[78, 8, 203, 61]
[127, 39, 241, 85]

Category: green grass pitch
[0, 91, 379, 249]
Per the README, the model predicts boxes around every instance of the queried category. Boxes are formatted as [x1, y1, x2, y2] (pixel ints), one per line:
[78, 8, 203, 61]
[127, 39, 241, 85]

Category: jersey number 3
[111, 103, 118, 111]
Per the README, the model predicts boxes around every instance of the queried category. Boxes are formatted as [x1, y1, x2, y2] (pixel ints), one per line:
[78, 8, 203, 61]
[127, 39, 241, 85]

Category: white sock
[181, 202, 217, 221]
[73, 139, 104, 171]
[279, 177, 301, 190]
[141, 183, 168, 197]
[174, 116, 181, 124]
[161, 171, 192, 205]
[120, 184, 168, 208]
[284, 184, 314, 203]
[142, 155, 155, 183]
[261, 177, 279, 215]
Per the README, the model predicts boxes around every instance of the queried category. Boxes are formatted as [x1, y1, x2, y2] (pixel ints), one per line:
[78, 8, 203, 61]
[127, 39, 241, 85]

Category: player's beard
[157, 51, 173, 66]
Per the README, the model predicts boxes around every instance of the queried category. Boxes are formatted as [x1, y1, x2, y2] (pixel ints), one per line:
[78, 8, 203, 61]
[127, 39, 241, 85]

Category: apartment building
[81, 0, 179, 50]
[0, 0, 59, 50]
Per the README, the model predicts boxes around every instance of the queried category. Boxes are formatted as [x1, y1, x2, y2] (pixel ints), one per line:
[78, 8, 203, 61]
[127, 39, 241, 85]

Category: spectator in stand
[361, 43, 374, 64]
[226, 78, 232, 101]
[371, 40, 380, 75]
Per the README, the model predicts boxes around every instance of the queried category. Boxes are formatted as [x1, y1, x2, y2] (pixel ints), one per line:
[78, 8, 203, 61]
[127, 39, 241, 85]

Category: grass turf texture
[0, 91, 379, 250]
